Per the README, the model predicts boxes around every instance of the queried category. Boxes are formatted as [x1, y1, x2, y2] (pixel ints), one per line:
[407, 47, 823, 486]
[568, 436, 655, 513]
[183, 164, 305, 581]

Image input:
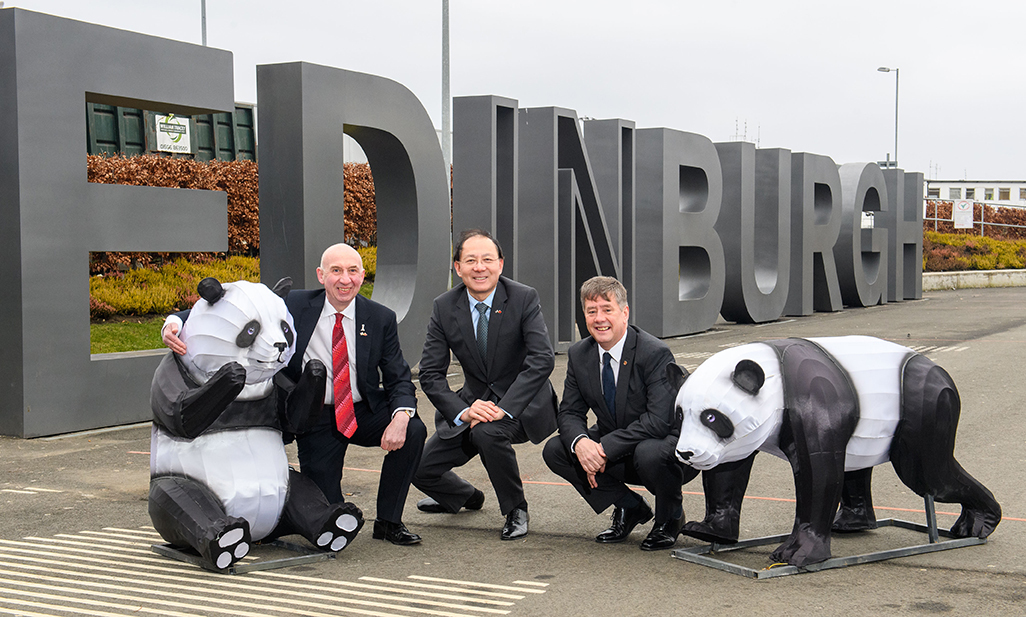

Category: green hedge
[90, 248, 378, 320]
[923, 231, 1026, 272]
[90, 256, 260, 319]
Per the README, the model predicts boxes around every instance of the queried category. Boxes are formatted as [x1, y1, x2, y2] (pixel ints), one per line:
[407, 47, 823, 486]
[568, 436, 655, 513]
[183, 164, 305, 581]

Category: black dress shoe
[500, 508, 529, 540]
[372, 519, 422, 545]
[640, 510, 686, 551]
[417, 489, 486, 514]
[595, 500, 653, 543]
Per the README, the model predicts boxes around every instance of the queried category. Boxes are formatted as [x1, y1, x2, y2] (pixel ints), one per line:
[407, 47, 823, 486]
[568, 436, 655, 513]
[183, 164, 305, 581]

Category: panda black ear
[732, 359, 764, 395]
[271, 277, 293, 299]
[197, 277, 225, 304]
[665, 363, 690, 392]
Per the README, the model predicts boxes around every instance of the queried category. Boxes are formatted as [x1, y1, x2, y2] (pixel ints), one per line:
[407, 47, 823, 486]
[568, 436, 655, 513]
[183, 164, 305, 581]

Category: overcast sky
[8, 0, 1025, 180]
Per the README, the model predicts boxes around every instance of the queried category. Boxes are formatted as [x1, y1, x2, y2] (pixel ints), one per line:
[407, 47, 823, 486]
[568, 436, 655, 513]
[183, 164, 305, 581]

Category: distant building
[925, 180, 1026, 206]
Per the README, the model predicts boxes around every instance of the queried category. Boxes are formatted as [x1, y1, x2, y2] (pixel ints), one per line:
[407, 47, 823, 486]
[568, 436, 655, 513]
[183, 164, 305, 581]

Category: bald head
[320, 243, 364, 272]
[316, 243, 366, 311]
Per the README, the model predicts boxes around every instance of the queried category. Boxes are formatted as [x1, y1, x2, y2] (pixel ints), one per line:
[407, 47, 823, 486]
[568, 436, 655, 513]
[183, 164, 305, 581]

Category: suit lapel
[579, 338, 612, 420]
[613, 327, 638, 427]
[354, 295, 370, 395]
[453, 288, 486, 375]
[484, 280, 509, 374]
[295, 292, 323, 359]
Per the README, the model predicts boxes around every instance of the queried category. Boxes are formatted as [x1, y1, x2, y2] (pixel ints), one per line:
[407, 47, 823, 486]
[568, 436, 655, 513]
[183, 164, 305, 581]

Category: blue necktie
[476, 302, 489, 361]
[602, 352, 616, 422]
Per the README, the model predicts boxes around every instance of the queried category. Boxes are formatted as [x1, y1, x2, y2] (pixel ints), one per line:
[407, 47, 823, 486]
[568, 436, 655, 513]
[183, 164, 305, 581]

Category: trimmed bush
[923, 231, 1026, 272]
[90, 256, 259, 318]
[86, 155, 380, 275]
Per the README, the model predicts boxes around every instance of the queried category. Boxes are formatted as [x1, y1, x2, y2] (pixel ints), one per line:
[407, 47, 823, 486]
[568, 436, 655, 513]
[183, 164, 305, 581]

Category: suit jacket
[556, 325, 676, 462]
[284, 290, 416, 428]
[419, 276, 557, 443]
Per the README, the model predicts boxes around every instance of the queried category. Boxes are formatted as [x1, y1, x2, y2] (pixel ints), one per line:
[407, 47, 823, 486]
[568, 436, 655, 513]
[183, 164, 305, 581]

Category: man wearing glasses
[414, 229, 558, 540]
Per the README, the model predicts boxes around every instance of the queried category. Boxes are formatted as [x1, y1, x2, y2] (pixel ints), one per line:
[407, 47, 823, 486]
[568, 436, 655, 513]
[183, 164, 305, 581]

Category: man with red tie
[162, 243, 426, 546]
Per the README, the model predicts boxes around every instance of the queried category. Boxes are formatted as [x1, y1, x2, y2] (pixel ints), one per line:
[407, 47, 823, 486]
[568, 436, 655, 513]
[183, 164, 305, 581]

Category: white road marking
[0, 527, 543, 616]
[407, 575, 547, 594]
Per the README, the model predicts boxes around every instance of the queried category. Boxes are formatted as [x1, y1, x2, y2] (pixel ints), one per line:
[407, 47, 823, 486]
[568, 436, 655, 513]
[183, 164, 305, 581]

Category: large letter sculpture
[716, 143, 791, 323]
[635, 129, 725, 336]
[880, 169, 925, 302]
[786, 153, 844, 316]
[837, 162, 889, 307]
[0, 9, 233, 437]
[256, 63, 451, 366]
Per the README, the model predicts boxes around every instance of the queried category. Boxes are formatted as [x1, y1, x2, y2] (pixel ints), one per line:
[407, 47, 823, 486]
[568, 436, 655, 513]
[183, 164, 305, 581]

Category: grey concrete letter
[0, 9, 233, 437]
[786, 153, 844, 316]
[880, 170, 924, 301]
[716, 143, 792, 323]
[837, 162, 889, 307]
[635, 128, 725, 336]
[583, 119, 637, 311]
[517, 107, 620, 348]
[452, 95, 519, 273]
[256, 62, 451, 366]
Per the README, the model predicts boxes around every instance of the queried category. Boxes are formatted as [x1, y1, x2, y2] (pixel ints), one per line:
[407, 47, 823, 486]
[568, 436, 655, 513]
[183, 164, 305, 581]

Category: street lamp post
[441, 0, 451, 171]
[878, 66, 899, 168]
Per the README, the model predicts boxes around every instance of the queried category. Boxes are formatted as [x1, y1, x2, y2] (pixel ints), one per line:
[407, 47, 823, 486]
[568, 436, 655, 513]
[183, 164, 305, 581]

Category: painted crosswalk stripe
[1, 527, 547, 616]
[407, 576, 547, 594]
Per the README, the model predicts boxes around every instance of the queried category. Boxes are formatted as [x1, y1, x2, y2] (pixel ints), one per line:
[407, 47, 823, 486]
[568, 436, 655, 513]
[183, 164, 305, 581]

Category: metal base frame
[671, 496, 987, 579]
[152, 539, 336, 574]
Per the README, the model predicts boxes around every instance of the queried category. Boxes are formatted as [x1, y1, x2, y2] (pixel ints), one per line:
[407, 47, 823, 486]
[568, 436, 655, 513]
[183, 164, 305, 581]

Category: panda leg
[832, 467, 877, 532]
[149, 476, 251, 571]
[892, 356, 1002, 539]
[681, 452, 757, 544]
[272, 469, 364, 552]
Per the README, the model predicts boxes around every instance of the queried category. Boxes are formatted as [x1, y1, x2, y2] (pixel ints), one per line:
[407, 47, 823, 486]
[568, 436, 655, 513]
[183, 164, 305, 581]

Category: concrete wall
[923, 269, 1026, 291]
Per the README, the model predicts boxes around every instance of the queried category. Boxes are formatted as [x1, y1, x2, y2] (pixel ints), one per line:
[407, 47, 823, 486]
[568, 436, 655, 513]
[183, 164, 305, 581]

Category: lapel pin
[494, 309, 502, 314]
[359, 324, 368, 336]
[622, 360, 628, 366]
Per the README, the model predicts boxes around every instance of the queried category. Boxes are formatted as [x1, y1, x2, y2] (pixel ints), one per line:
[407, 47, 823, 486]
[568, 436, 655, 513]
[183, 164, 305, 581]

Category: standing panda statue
[669, 335, 1001, 567]
[149, 277, 363, 571]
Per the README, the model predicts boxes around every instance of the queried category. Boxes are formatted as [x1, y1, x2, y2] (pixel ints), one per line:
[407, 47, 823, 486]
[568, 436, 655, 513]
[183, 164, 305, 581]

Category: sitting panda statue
[149, 277, 363, 571]
[669, 335, 1001, 567]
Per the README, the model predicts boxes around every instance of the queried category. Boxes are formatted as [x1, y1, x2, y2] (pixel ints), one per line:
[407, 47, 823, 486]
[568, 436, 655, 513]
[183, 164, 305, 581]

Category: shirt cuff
[391, 408, 415, 419]
[163, 314, 183, 334]
[570, 434, 588, 453]
[454, 407, 470, 426]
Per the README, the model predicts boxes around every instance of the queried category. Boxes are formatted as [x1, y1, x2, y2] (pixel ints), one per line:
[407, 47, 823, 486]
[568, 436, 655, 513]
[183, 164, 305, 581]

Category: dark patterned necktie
[602, 352, 616, 422]
[333, 313, 357, 438]
[476, 302, 489, 361]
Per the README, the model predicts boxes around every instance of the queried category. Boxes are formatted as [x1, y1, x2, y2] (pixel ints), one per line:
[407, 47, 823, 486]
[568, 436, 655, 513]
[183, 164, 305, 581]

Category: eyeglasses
[460, 256, 499, 267]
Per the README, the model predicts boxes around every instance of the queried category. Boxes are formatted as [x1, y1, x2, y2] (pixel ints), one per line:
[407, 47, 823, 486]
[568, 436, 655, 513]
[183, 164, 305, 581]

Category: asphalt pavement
[2, 286, 1025, 616]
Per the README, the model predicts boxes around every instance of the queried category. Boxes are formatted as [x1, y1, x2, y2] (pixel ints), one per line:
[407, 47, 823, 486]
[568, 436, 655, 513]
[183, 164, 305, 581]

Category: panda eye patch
[281, 321, 294, 347]
[700, 408, 734, 439]
[236, 320, 261, 348]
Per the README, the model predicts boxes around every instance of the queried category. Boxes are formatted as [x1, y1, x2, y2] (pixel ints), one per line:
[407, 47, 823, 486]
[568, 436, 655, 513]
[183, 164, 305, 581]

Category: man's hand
[462, 400, 505, 427]
[380, 412, 409, 451]
[574, 437, 607, 488]
[162, 322, 187, 355]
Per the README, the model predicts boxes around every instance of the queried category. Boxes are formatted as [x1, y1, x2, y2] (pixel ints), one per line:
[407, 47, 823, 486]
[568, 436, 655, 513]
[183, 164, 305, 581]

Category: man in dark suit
[542, 276, 697, 550]
[162, 243, 427, 546]
[413, 229, 557, 540]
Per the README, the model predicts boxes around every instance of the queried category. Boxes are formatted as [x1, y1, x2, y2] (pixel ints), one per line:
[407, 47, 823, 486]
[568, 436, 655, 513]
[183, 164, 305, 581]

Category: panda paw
[208, 521, 251, 570]
[950, 507, 1001, 539]
[771, 526, 831, 567]
[832, 505, 877, 533]
[682, 518, 739, 545]
[313, 502, 364, 552]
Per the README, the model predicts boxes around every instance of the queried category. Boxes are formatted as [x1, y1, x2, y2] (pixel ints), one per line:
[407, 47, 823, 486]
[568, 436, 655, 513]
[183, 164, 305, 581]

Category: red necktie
[333, 313, 357, 438]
